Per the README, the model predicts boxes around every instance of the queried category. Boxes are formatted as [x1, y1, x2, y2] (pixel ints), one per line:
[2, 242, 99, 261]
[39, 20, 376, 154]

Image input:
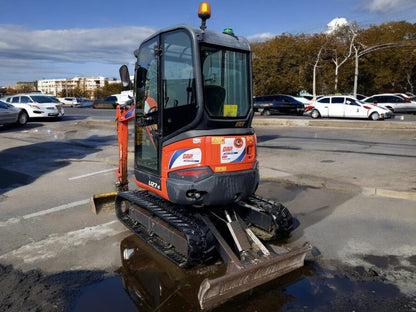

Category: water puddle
[257, 180, 308, 203]
[72, 234, 407, 312]
[71, 276, 136, 311]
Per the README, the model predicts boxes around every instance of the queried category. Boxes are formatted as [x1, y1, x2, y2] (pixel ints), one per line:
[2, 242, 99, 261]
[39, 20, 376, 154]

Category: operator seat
[204, 85, 225, 116]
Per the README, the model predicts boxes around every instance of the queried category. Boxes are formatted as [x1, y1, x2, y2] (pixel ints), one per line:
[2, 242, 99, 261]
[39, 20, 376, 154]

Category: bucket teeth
[198, 242, 312, 310]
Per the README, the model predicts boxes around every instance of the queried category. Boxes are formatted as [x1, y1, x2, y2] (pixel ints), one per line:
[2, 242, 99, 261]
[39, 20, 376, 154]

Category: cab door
[134, 36, 162, 190]
[134, 29, 198, 192]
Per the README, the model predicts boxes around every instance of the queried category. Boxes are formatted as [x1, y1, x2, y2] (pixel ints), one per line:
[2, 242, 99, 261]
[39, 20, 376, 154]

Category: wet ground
[1, 253, 414, 312]
[71, 234, 416, 312]
[1, 181, 415, 311]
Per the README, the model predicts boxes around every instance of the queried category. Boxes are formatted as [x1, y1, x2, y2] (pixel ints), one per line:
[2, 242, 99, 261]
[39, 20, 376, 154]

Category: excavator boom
[91, 102, 134, 214]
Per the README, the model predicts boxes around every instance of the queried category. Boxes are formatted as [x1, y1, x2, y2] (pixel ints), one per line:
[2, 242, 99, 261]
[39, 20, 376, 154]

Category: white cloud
[364, 0, 416, 12]
[247, 32, 276, 42]
[326, 17, 349, 34]
[0, 25, 155, 85]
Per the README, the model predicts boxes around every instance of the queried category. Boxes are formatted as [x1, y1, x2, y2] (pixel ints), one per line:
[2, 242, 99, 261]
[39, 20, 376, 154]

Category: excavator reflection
[117, 235, 313, 312]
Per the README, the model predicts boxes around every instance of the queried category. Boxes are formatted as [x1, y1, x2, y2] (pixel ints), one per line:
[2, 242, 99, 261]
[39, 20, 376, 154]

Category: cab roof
[139, 24, 251, 52]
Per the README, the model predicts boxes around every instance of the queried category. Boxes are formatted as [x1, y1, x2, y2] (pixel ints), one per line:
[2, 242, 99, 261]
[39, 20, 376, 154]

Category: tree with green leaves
[250, 21, 416, 97]
[93, 81, 124, 99]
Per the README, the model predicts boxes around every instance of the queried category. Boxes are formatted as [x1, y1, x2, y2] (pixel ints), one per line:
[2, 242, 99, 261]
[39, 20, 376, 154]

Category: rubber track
[244, 194, 294, 239]
[115, 191, 294, 267]
[115, 190, 217, 267]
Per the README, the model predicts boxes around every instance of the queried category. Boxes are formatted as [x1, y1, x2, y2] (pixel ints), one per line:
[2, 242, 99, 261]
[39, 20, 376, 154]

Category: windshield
[31, 95, 58, 103]
[201, 45, 250, 118]
[47, 96, 60, 103]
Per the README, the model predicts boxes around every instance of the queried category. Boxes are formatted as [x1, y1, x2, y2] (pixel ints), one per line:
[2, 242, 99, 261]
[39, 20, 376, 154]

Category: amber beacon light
[198, 1, 211, 31]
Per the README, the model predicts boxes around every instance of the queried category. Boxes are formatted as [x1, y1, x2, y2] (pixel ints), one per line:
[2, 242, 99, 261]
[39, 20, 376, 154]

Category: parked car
[59, 97, 88, 107]
[2, 94, 64, 119]
[116, 90, 133, 105]
[92, 92, 133, 109]
[77, 100, 93, 108]
[0, 100, 28, 127]
[355, 94, 367, 100]
[305, 95, 392, 120]
[253, 94, 305, 116]
[395, 93, 416, 102]
[363, 94, 416, 113]
[293, 96, 312, 107]
[92, 96, 118, 109]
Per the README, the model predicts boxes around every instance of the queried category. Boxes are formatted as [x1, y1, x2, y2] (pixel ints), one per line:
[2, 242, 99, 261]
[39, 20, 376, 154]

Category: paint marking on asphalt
[0, 199, 90, 227]
[68, 168, 115, 180]
[0, 221, 125, 263]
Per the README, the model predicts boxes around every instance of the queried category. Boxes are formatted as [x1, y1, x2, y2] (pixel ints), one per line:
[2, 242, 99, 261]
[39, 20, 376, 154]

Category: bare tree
[328, 23, 358, 93]
[312, 46, 324, 99]
[309, 34, 329, 99]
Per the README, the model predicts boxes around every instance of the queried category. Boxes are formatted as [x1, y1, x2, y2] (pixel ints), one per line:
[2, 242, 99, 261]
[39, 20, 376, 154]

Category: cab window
[201, 45, 250, 118]
[161, 30, 197, 136]
[135, 37, 159, 116]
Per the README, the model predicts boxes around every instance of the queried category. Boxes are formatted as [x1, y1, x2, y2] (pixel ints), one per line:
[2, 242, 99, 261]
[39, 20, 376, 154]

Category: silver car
[363, 94, 416, 113]
[0, 100, 28, 126]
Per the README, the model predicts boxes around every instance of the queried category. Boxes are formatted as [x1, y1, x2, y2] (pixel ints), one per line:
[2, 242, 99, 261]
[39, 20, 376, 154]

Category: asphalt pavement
[253, 115, 416, 201]
[1, 111, 415, 310]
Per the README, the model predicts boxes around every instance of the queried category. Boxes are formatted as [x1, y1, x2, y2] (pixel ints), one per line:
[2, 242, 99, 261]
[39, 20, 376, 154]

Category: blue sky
[1, 0, 416, 86]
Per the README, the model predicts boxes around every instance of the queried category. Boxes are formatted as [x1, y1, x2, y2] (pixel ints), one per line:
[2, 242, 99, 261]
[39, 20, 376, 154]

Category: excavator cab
[126, 25, 258, 206]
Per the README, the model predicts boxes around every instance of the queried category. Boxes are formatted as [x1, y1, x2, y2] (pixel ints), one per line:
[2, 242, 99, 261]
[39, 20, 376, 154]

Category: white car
[113, 91, 133, 105]
[59, 97, 88, 107]
[305, 95, 392, 120]
[2, 93, 64, 119]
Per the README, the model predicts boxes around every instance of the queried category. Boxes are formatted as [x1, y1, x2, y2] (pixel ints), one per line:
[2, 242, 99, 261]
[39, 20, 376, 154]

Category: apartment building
[37, 77, 109, 96]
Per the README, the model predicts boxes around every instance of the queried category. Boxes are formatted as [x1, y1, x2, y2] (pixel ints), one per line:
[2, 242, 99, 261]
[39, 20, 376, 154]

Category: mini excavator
[92, 2, 311, 310]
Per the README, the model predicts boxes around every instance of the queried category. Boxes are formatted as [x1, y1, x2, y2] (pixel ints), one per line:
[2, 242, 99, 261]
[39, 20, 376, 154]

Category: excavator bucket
[198, 242, 312, 310]
[90, 192, 118, 214]
[197, 213, 312, 310]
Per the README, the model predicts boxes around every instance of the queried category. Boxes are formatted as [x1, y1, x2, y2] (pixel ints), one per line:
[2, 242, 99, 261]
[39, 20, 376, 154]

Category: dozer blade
[90, 192, 118, 214]
[198, 242, 312, 310]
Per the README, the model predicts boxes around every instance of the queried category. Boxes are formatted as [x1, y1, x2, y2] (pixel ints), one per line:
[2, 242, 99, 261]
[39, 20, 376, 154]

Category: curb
[362, 187, 416, 200]
[252, 117, 416, 130]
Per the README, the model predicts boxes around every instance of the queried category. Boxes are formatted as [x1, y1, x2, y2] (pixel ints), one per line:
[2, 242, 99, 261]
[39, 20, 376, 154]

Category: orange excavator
[92, 2, 311, 310]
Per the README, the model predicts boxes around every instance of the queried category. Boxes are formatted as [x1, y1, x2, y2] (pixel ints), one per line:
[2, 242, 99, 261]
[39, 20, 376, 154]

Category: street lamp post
[353, 39, 416, 97]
